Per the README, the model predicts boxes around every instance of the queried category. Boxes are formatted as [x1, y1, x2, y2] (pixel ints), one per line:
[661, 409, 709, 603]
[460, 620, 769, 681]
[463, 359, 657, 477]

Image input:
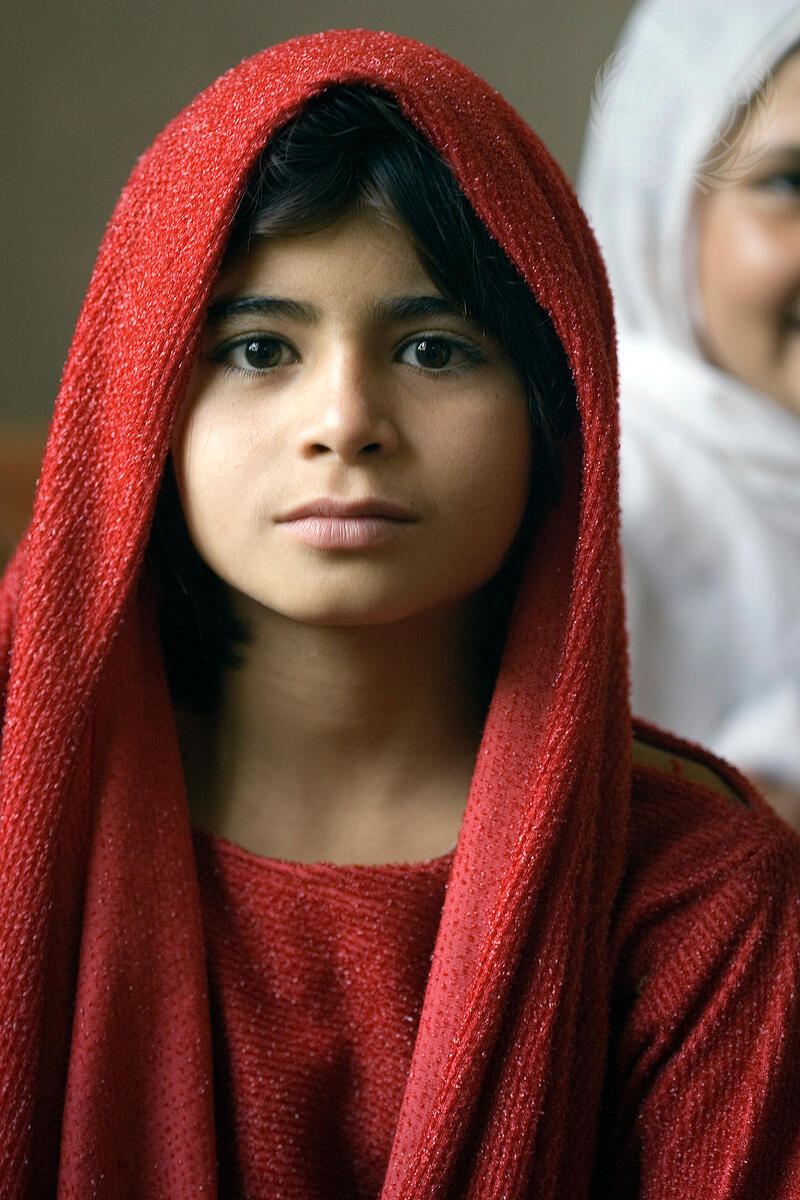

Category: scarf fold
[0, 31, 626, 1198]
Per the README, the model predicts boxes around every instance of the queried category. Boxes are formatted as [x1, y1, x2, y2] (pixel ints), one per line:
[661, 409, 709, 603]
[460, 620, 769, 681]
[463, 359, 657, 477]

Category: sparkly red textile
[1, 29, 799, 1200]
[195, 757, 800, 1200]
[193, 832, 451, 1199]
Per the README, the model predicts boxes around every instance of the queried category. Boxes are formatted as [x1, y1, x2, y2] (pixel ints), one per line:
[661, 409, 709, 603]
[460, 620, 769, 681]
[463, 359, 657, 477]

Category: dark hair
[150, 85, 576, 712]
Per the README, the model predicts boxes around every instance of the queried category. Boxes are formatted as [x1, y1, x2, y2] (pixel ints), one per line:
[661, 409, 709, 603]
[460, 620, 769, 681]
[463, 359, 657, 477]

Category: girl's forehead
[211, 211, 437, 304]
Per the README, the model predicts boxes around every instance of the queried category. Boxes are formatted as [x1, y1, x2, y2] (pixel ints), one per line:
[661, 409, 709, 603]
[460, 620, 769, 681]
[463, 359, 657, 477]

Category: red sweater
[195, 742, 800, 1199]
[194, 833, 450, 1199]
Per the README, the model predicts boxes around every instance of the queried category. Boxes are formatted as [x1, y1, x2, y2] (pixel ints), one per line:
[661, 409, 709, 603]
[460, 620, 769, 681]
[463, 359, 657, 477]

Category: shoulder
[617, 720, 800, 1002]
[631, 723, 747, 807]
[602, 725, 800, 1192]
[623, 720, 800, 917]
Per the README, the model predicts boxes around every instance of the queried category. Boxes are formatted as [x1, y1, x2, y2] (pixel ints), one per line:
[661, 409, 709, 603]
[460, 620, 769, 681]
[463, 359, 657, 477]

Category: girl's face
[172, 211, 532, 628]
[697, 49, 800, 413]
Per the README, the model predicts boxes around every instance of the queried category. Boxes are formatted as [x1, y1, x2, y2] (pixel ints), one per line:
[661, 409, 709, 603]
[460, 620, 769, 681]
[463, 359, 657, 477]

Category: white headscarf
[580, 0, 800, 781]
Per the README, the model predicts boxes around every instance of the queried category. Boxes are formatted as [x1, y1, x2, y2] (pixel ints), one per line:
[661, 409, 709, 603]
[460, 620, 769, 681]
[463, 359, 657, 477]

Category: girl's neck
[178, 596, 494, 864]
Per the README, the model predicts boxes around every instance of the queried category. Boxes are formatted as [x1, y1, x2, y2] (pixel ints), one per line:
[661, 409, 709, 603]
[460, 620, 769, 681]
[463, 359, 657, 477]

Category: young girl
[1, 30, 799, 1200]
[580, 0, 800, 827]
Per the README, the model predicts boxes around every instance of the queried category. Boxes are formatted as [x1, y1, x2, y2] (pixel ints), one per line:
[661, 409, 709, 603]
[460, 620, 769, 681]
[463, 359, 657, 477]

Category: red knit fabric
[0, 29, 799, 1200]
[195, 753, 800, 1200]
[193, 832, 451, 1199]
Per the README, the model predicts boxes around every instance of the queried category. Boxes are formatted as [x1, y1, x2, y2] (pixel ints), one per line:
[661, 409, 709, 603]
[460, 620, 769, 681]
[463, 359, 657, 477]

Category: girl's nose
[296, 355, 400, 461]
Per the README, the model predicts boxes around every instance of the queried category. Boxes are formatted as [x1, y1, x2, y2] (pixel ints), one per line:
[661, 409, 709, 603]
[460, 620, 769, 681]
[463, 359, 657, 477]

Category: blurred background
[1, 0, 634, 558]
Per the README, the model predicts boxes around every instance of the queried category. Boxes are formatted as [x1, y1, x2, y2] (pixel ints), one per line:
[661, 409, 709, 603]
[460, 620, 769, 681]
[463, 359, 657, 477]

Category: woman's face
[696, 49, 800, 413]
[172, 211, 532, 628]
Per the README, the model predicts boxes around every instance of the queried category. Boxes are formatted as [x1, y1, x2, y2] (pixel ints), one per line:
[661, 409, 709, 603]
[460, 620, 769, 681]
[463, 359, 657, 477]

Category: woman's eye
[397, 336, 481, 371]
[758, 170, 800, 196]
[216, 336, 297, 373]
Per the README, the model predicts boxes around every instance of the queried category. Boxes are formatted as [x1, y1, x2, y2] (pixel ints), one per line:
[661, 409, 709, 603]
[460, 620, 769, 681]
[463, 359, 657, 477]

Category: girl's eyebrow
[205, 294, 464, 325]
[206, 296, 318, 324]
[369, 295, 463, 323]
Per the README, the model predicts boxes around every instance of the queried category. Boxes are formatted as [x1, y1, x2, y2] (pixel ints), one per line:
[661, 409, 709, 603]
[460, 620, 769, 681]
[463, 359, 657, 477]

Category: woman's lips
[275, 499, 418, 550]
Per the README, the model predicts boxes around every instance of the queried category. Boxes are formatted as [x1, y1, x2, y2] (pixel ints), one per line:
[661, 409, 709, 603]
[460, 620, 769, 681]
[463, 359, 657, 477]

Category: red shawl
[0, 31, 627, 1197]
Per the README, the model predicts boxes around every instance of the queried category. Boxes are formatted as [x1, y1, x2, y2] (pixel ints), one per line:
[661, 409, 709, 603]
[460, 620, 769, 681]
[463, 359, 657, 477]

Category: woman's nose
[296, 354, 399, 461]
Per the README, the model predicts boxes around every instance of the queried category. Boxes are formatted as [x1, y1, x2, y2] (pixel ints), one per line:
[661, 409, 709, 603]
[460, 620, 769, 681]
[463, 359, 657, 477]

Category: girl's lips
[275, 498, 419, 550]
[280, 514, 414, 550]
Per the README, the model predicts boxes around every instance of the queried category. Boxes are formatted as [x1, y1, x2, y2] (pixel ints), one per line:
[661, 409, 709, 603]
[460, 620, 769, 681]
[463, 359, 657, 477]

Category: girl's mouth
[275, 498, 418, 550]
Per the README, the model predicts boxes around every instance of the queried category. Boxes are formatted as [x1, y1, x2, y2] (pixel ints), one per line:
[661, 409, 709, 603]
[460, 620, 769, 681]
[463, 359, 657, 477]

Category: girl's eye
[214, 336, 297, 373]
[397, 336, 482, 371]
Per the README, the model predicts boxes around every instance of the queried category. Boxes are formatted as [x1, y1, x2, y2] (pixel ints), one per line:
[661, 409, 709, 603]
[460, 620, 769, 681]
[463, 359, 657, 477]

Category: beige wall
[2, 0, 634, 427]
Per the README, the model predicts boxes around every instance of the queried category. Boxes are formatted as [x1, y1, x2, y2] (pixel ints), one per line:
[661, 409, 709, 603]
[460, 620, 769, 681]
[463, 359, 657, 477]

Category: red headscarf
[0, 31, 626, 1197]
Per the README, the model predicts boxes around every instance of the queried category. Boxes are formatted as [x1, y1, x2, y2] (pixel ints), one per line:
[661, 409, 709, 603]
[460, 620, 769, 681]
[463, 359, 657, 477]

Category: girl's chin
[232, 591, 441, 630]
